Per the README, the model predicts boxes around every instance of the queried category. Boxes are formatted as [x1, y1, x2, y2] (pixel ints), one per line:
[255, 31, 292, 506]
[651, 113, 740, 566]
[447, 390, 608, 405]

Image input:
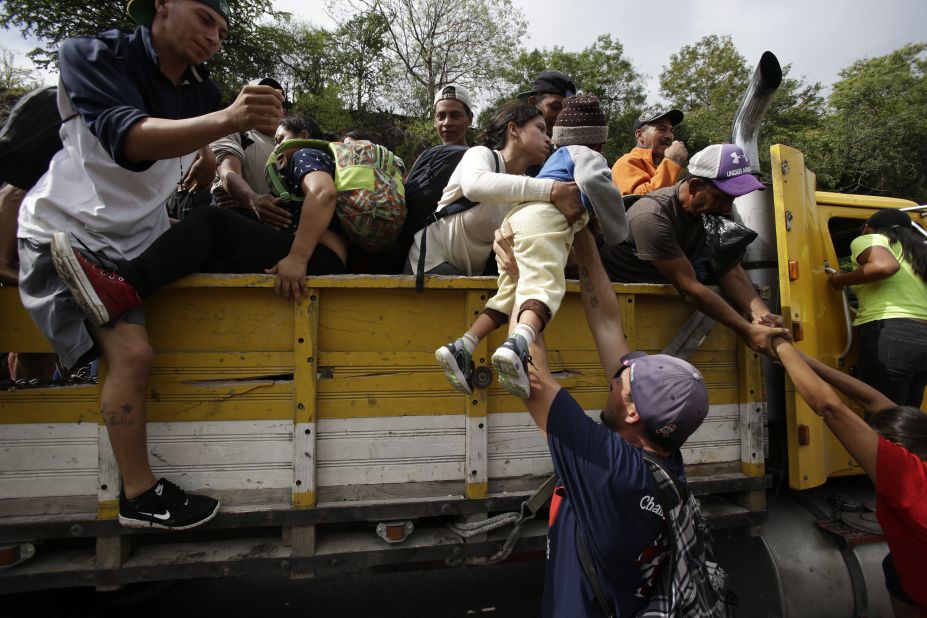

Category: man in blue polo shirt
[508, 226, 711, 616]
[17, 0, 283, 530]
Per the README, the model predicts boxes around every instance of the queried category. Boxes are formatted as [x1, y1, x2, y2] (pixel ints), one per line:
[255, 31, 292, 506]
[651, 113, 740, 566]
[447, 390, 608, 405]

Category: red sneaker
[50, 232, 141, 326]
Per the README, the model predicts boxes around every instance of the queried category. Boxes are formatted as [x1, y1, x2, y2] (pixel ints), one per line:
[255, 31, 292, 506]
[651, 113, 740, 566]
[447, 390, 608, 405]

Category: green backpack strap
[265, 138, 331, 203]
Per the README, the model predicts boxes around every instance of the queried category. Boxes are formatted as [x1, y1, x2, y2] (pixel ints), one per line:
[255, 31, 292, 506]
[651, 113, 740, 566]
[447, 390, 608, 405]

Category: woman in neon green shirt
[829, 209, 927, 407]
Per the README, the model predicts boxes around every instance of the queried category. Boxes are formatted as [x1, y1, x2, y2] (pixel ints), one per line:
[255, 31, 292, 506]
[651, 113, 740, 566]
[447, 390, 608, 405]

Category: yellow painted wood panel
[144, 287, 295, 353]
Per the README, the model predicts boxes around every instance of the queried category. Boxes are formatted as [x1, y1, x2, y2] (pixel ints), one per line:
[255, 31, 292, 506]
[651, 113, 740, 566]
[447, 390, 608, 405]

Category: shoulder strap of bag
[415, 150, 500, 292]
[572, 451, 676, 618]
[639, 450, 686, 509]
[265, 138, 331, 202]
[575, 525, 616, 618]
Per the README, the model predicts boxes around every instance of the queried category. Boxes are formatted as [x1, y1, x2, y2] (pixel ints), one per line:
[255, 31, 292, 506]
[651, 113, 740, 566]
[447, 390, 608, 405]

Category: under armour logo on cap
[687, 143, 765, 197]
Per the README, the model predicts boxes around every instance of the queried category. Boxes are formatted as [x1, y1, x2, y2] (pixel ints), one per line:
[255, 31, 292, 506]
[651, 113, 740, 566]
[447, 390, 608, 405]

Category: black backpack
[0, 85, 77, 190]
[401, 145, 468, 248]
[413, 148, 500, 291]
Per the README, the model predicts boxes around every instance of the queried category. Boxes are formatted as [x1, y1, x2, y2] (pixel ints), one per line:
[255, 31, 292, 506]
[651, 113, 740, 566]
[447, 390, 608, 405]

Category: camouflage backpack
[266, 139, 406, 252]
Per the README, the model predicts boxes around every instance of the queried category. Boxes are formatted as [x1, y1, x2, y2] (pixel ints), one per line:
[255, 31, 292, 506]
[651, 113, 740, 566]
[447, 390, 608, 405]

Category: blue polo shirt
[543, 388, 685, 617]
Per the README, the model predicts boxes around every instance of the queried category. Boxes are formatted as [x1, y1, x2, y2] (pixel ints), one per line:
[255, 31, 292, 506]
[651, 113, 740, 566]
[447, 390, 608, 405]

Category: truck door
[770, 145, 861, 490]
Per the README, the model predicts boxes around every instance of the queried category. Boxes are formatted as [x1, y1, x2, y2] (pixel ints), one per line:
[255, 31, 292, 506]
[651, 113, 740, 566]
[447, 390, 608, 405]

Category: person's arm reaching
[772, 337, 879, 481]
[719, 264, 785, 327]
[123, 85, 283, 163]
[571, 147, 627, 246]
[265, 170, 337, 303]
[654, 256, 789, 356]
[573, 227, 629, 378]
[798, 352, 896, 414]
[829, 245, 900, 290]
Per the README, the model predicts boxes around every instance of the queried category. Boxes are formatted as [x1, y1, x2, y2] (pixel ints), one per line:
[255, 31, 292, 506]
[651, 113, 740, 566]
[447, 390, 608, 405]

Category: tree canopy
[811, 43, 927, 201]
[494, 35, 646, 161]
[0, 0, 284, 100]
[329, 0, 527, 116]
[0, 1, 924, 200]
[659, 35, 826, 181]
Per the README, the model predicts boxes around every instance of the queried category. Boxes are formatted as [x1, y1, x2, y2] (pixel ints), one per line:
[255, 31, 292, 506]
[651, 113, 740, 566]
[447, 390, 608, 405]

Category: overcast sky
[2, 0, 924, 100]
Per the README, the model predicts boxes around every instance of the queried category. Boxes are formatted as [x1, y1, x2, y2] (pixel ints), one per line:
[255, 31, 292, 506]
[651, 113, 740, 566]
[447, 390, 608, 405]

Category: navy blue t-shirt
[543, 388, 685, 617]
[279, 147, 338, 235]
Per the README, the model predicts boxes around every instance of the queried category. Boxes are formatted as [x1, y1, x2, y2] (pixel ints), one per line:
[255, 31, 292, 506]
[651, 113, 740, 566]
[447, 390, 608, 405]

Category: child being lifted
[437, 95, 628, 398]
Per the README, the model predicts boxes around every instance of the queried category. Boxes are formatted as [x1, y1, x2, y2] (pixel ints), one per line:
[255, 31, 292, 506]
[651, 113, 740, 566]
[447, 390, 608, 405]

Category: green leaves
[659, 35, 826, 184]
[812, 43, 927, 201]
[493, 35, 647, 162]
[1, 2, 923, 201]
[0, 0, 283, 102]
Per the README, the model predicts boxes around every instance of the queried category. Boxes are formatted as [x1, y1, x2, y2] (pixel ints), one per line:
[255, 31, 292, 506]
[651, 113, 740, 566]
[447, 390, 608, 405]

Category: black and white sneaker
[435, 340, 475, 395]
[119, 478, 220, 530]
[492, 334, 532, 399]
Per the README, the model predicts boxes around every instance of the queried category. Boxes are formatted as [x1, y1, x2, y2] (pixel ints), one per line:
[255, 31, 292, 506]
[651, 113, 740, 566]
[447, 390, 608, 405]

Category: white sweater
[407, 146, 555, 275]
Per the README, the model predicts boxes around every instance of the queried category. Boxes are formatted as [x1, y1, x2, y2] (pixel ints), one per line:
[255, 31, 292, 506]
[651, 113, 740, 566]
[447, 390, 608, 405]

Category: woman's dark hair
[477, 100, 543, 150]
[866, 208, 927, 282]
[278, 116, 323, 140]
[868, 405, 927, 460]
[342, 129, 374, 142]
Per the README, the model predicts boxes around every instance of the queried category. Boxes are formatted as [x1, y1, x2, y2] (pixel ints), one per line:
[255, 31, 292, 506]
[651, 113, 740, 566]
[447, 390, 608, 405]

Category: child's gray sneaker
[436, 340, 474, 395]
[492, 334, 531, 399]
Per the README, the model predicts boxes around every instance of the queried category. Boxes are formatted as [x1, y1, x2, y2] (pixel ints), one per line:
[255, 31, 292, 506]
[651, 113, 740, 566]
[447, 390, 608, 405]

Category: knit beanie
[551, 95, 608, 147]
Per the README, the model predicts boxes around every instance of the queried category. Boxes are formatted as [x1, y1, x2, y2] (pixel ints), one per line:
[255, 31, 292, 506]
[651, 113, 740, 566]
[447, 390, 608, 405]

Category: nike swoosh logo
[138, 510, 171, 521]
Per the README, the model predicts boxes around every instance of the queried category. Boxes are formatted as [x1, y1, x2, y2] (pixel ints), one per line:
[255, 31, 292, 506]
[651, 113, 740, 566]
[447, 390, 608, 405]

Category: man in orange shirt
[612, 107, 687, 196]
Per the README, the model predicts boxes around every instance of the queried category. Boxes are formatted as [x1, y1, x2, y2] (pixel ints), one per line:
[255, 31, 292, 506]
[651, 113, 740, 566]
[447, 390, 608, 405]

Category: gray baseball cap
[622, 352, 709, 446]
[632, 106, 684, 132]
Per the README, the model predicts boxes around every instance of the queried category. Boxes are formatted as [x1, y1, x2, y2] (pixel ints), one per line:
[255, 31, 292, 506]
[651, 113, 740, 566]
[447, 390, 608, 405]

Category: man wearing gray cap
[516, 227, 713, 616]
[612, 106, 688, 196]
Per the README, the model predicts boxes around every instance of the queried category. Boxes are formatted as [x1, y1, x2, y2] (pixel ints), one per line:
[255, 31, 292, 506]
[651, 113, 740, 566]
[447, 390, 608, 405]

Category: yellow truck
[0, 52, 923, 616]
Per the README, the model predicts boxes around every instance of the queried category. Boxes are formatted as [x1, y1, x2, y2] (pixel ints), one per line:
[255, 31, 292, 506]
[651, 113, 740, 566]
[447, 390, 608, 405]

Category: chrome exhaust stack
[731, 51, 783, 173]
[730, 51, 785, 421]
[731, 51, 783, 270]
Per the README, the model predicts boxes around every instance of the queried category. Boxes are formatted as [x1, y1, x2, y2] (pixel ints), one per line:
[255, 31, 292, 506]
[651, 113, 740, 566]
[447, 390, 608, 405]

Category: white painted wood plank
[316, 416, 466, 486]
[0, 424, 98, 499]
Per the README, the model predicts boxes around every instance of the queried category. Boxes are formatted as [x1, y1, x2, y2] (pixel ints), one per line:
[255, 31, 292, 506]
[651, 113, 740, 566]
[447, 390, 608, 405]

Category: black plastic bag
[693, 214, 758, 284]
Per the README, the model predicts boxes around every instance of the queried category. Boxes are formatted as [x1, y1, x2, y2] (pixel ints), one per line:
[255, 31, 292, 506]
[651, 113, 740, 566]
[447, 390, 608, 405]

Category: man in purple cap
[599, 143, 788, 357]
[16, 0, 283, 530]
[515, 227, 712, 617]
